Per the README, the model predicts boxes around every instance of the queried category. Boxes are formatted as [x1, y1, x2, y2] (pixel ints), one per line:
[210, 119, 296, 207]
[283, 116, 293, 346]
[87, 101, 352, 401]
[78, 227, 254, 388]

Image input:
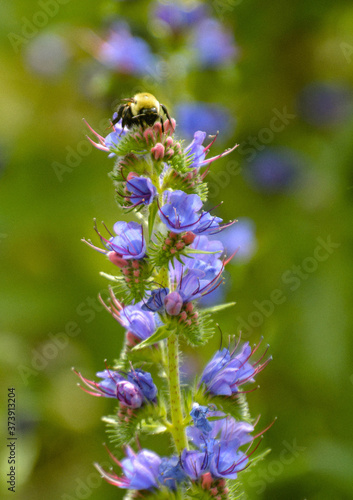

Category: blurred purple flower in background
[190, 18, 238, 68]
[152, 0, 207, 34]
[210, 218, 257, 263]
[297, 81, 352, 128]
[25, 33, 71, 78]
[175, 102, 234, 140]
[245, 147, 302, 193]
[97, 23, 157, 75]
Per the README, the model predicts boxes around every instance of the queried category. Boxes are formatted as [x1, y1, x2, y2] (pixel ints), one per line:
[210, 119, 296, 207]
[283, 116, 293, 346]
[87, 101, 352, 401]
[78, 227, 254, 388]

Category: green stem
[167, 333, 188, 453]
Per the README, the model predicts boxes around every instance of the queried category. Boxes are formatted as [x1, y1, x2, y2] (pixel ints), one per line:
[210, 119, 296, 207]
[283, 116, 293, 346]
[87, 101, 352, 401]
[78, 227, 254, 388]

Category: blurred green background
[1, 0, 353, 499]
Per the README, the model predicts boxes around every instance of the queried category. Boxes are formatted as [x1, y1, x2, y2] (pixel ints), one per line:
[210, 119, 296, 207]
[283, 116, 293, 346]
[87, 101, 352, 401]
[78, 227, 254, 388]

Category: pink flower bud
[164, 118, 176, 134]
[151, 142, 165, 160]
[127, 172, 138, 181]
[153, 122, 163, 138]
[126, 331, 140, 347]
[108, 251, 129, 268]
[182, 232, 196, 245]
[166, 148, 174, 157]
[164, 291, 183, 316]
[166, 136, 173, 147]
[201, 473, 213, 490]
[176, 241, 185, 250]
[179, 311, 187, 321]
[143, 128, 155, 144]
[132, 260, 140, 269]
[186, 302, 194, 313]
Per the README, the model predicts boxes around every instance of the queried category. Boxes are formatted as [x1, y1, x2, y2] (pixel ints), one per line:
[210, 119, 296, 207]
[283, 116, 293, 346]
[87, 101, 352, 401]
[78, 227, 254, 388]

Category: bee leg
[112, 105, 124, 126]
[121, 107, 132, 134]
[160, 104, 173, 128]
[159, 115, 165, 133]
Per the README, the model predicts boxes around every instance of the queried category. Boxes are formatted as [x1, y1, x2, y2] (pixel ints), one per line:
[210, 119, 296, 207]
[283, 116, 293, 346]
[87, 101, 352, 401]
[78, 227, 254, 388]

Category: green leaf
[148, 200, 158, 241]
[201, 302, 236, 314]
[132, 326, 175, 351]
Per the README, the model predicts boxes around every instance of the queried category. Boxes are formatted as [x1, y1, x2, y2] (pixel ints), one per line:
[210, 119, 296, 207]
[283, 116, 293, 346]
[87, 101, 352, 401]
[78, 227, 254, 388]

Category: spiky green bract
[223, 480, 247, 500]
[100, 263, 152, 304]
[148, 231, 190, 268]
[103, 399, 168, 448]
[110, 154, 153, 183]
[186, 484, 219, 500]
[124, 488, 181, 500]
[161, 168, 208, 202]
[159, 308, 215, 347]
[108, 128, 151, 157]
[112, 335, 164, 372]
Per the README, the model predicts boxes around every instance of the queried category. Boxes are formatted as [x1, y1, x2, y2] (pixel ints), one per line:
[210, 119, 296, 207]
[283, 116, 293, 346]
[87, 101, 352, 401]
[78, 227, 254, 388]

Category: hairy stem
[167, 333, 188, 453]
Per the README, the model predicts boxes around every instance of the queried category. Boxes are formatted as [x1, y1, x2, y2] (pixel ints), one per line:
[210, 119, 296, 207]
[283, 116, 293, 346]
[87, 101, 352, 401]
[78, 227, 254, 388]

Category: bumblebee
[112, 92, 172, 132]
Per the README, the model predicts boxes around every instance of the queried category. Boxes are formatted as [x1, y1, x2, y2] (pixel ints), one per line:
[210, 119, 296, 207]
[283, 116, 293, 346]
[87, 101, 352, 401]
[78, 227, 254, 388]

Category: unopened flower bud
[164, 118, 176, 133]
[164, 291, 183, 316]
[182, 232, 196, 245]
[127, 171, 138, 180]
[126, 331, 141, 347]
[143, 128, 155, 144]
[151, 142, 165, 160]
[108, 251, 129, 268]
[116, 380, 143, 408]
[202, 472, 213, 490]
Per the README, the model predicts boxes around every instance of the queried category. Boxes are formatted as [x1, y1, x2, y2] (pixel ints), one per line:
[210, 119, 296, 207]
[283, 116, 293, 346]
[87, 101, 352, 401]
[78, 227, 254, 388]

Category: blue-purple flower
[127, 368, 158, 402]
[118, 304, 157, 341]
[183, 406, 254, 481]
[84, 118, 128, 157]
[185, 131, 207, 168]
[108, 221, 146, 260]
[74, 367, 157, 408]
[158, 456, 187, 490]
[209, 441, 248, 479]
[99, 290, 158, 342]
[159, 190, 203, 233]
[184, 129, 241, 171]
[84, 221, 147, 262]
[200, 340, 271, 396]
[125, 175, 157, 207]
[95, 446, 162, 490]
[141, 287, 169, 312]
[180, 449, 208, 480]
[168, 258, 224, 305]
[159, 190, 232, 235]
